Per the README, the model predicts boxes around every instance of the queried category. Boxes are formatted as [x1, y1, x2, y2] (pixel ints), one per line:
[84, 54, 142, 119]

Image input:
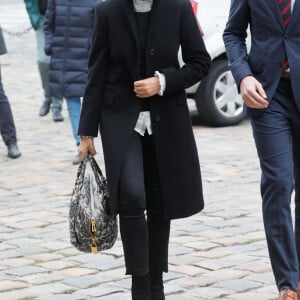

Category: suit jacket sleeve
[78, 4, 109, 137]
[44, 0, 55, 56]
[159, 0, 211, 95]
[223, 0, 252, 87]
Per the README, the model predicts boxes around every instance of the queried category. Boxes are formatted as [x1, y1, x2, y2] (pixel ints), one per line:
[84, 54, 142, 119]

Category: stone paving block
[18, 273, 65, 285]
[0, 225, 14, 232]
[2, 258, 35, 268]
[26, 282, 76, 296]
[168, 294, 199, 300]
[37, 295, 84, 300]
[185, 286, 232, 299]
[0, 242, 16, 251]
[66, 253, 109, 264]
[193, 248, 232, 259]
[168, 245, 193, 256]
[98, 268, 127, 280]
[168, 254, 203, 266]
[100, 292, 131, 300]
[37, 260, 77, 270]
[0, 232, 26, 242]
[165, 284, 185, 295]
[184, 241, 219, 251]
[40, 241, 71, 251]
[223, 291, 275, 300]
[0, 280, 27, 292]
[74, 286, 124, 297]
[5, 266, 48, 276]
[27, 253, 64, 262]
[171, 235, 205, 244]
[202, 269, 249, 282]
[57, 247, 81, 257]
[52, 267, 97, 278]
[214, 278, 262, 292]
[102, 246, 124, 258]
[168, 276, 217, 288]
[0, 289, 35, 300]
[244, 272, 275, 285]
[234, 261, 272, 273]
[14, 245, 49, 256]
[63, 274, 112, 289]
[83, 258, 124, 271]
[6, 237, 42, 248]
[163, 272, 184, 282]
[194, 254, 258, 272]
[169, 265, 206, 276]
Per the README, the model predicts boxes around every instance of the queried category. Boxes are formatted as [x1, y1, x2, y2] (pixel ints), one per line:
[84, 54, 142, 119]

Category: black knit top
[135, 11, 151, 111]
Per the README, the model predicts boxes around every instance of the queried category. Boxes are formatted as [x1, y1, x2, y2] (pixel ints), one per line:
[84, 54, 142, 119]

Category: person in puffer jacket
[44, 0, 101, 164]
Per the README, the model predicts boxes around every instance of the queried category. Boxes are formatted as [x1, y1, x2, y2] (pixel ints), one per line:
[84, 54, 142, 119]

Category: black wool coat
[78, 0, 211, 220]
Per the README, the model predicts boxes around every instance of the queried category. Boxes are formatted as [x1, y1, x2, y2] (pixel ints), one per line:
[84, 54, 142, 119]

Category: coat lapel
[121, 0, 140, 80]
[268, 0, 286, 31]
[146, 0, 160, 52]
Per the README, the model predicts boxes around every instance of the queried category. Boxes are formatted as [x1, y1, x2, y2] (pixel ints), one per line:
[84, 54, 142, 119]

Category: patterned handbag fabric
[69, 154, 118, 253]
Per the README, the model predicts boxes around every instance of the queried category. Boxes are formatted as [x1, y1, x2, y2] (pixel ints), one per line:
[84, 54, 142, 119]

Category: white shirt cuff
[154, 71, 166, 96]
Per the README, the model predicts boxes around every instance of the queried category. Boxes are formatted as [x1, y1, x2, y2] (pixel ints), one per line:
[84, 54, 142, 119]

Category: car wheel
[195, 60, 246, 126]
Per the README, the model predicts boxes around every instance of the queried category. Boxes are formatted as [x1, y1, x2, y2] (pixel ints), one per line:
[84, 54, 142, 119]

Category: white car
[186, 0, 247, 126]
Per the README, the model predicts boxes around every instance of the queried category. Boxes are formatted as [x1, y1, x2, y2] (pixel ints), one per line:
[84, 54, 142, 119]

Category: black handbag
[69, 153, 118, 253]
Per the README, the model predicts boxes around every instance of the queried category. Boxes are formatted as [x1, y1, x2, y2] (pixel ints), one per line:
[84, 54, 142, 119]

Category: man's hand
[134, 77, 161, 98]
[78, 138, 96, 160]
[240, 76, 269, 109]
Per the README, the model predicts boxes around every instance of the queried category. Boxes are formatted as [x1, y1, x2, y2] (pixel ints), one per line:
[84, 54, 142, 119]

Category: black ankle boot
[39, 99, 51, 116]
[131, 274, 151, 300]
[150, 272, 165, 300]
[7, 143, 21, 159]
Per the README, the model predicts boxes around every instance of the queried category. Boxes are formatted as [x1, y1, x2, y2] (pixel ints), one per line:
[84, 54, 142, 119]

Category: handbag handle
[75, 153, 106, 192]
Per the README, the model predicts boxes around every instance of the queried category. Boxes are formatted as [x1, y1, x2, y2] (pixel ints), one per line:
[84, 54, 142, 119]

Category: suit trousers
[0, 65, 17, 146]
[251, 78, 300, 291]
[118, 132, 170, 276]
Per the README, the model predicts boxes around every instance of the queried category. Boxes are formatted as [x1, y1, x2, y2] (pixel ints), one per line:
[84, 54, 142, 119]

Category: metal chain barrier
[2, 26, 32, 37]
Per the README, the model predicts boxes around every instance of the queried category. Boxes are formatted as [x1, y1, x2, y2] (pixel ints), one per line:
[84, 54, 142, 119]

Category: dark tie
[278, 0, 292, 69]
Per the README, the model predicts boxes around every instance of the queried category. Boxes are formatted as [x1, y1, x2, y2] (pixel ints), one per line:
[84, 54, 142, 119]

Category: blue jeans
[66, 97, 81, 146]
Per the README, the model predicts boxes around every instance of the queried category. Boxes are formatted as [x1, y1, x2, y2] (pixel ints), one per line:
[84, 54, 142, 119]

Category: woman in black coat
[78, 0, 211, 298]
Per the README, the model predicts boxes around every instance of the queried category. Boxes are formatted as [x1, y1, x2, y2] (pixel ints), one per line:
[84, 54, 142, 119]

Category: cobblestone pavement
[0, 1, 278, 300]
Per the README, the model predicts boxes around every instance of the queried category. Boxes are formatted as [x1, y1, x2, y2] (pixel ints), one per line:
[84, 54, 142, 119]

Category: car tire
[195, 59, 246, 126]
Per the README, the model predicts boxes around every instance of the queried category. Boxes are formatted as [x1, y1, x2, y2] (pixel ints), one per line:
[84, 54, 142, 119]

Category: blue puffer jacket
[44, 0, 101, 98]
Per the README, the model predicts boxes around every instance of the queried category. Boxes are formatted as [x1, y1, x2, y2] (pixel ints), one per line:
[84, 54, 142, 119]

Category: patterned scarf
[133, 0, 153, 12]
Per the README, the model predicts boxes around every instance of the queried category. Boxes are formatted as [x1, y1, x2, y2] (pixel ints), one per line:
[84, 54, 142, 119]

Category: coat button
[155, 115, 160, 122]
[149, 49, 156, 56]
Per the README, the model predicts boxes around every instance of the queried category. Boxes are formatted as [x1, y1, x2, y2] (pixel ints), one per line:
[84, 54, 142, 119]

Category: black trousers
[0, 65, 17, 146]
[119, 132, 170, 276]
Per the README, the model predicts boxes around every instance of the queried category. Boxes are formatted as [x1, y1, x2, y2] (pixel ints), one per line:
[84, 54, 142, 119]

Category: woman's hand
[134, 77, 161, 98]
[78, 137, 97, 160]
